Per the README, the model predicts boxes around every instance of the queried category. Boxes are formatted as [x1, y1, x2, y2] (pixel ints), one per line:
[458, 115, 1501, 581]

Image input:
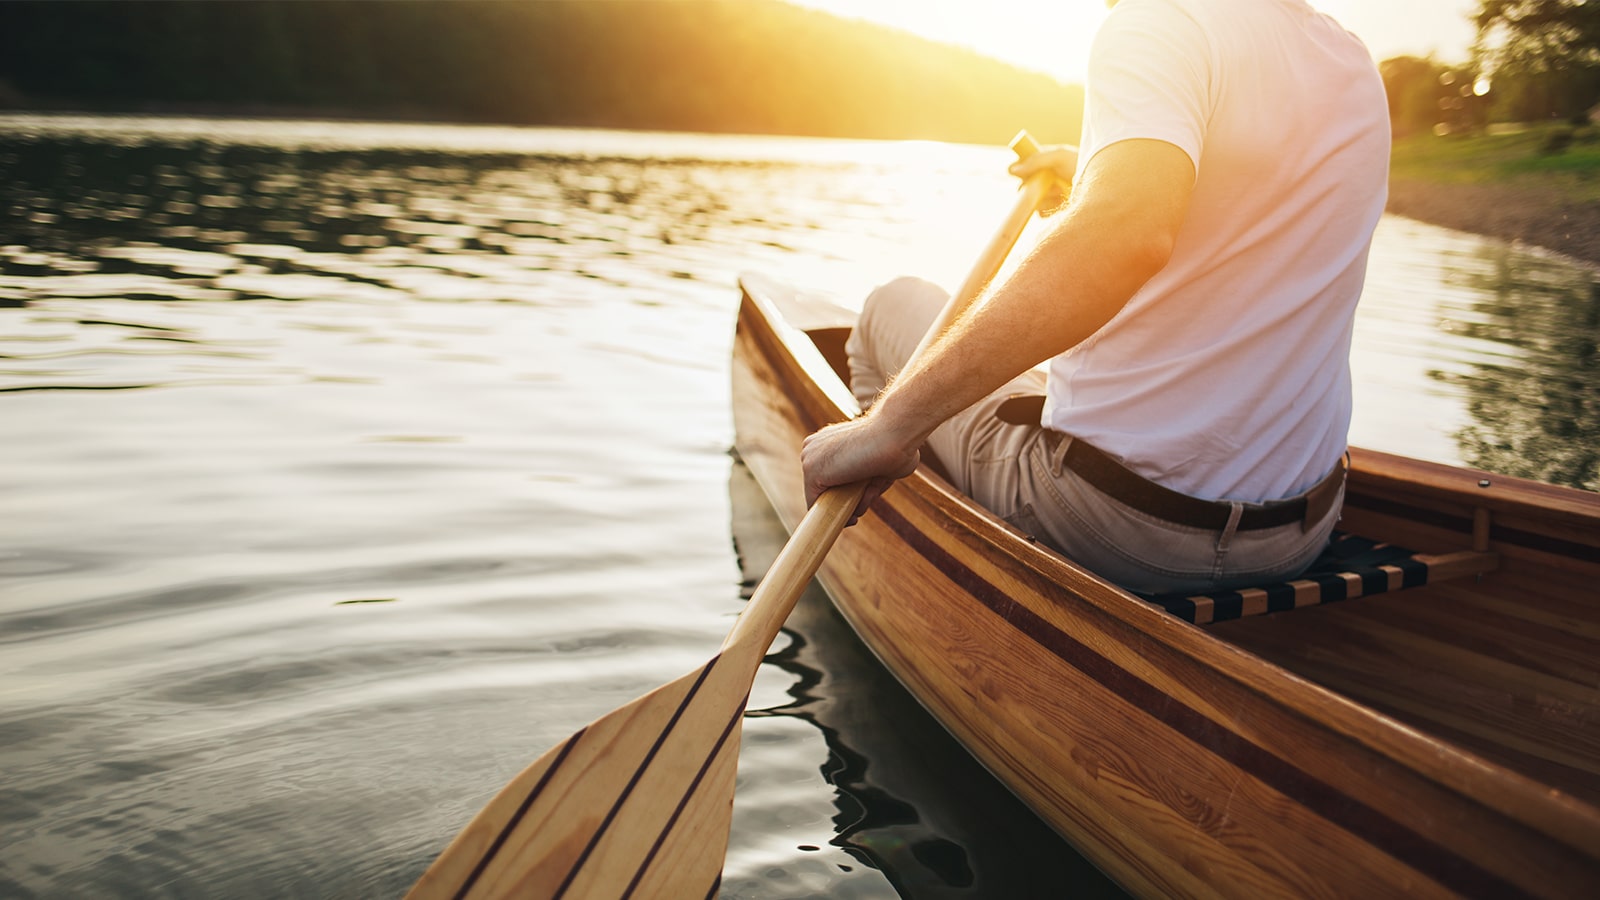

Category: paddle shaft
[723, 483, 865, 652]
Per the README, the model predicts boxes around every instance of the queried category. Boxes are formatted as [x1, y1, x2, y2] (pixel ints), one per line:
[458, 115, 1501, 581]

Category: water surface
[1, 114, 1595, 898]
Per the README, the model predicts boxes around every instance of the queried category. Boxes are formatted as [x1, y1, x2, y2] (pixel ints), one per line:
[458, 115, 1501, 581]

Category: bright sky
[785, 0, 1481, 83]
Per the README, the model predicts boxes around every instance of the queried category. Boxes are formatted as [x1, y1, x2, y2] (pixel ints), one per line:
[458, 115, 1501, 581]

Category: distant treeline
[0, 0, 1085, 146]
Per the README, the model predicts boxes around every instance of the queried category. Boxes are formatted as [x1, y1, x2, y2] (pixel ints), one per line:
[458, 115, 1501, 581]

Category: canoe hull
[731, 274, 1600, 898]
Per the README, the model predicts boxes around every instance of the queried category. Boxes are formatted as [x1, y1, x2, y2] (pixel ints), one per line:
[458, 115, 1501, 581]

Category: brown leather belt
[1056, 436, 1346, 532]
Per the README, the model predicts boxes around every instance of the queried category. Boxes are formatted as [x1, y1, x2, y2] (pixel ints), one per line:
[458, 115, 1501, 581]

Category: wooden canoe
[729, 272, 1600, 899]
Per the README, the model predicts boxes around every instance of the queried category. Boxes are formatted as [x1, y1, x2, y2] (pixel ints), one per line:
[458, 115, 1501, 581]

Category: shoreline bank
[1387, 178, 1600, 271]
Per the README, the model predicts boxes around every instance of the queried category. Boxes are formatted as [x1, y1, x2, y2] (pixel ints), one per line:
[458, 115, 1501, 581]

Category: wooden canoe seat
[1139, 533, 1499, 625]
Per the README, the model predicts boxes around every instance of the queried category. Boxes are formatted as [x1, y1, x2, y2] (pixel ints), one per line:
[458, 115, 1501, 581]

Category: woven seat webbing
[1140, 534, 1433, 625]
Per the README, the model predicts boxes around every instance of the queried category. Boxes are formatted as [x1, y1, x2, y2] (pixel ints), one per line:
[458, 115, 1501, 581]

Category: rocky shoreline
[1387, 178, 1600, 270]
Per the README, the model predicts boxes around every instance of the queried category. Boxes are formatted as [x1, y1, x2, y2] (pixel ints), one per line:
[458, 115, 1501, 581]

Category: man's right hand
[1009, 144, 1079, 214]
[800, 414, 921, 525]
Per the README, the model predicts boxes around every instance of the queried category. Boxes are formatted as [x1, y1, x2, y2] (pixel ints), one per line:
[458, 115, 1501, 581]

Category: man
[800, 0, 1391, 593]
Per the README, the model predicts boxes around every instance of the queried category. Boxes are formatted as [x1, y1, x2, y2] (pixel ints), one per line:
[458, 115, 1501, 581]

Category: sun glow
[785, 0, 1107, 82]
[784, 0, 1481, 83]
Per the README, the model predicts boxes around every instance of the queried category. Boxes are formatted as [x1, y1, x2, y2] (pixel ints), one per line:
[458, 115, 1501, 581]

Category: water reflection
[1439, 249, 1600, 490]
[3, 134, 959, 300]
[1, 137, 744, 293]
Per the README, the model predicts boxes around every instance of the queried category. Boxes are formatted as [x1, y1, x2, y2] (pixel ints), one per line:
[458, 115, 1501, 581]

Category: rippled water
[1, 114, 1596, 899]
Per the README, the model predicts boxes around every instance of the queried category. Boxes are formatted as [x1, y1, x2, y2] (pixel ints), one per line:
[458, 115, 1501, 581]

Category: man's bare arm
[801, 138, 1196, 512]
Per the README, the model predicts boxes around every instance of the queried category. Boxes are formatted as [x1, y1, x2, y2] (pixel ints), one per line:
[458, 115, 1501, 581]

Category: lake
[1, 114, 1596, 898]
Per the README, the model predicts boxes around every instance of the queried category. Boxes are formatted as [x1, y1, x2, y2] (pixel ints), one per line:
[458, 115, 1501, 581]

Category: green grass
[1390, 122, 1600, 197]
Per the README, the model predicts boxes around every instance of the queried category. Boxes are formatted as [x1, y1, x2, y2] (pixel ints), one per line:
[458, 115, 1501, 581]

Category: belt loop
[1049, 432, 1072, 478]
[1301, 453, 1350, 533]
[1213, 501, 1244, 580]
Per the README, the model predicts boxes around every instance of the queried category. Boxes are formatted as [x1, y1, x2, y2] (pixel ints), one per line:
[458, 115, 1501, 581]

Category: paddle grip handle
[1010, 130, 1042, 160]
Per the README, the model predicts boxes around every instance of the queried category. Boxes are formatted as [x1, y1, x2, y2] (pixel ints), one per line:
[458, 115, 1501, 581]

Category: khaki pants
[846, 276, 1341, 594]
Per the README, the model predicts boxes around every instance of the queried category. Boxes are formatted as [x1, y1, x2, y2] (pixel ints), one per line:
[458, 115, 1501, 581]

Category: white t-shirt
[1043, 0, 1390, 502]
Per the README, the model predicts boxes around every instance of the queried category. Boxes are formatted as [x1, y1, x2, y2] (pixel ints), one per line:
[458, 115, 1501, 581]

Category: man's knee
[848, 276, 954, 411]
[853, 276, 948, 358]
[862, 276, 948, 321]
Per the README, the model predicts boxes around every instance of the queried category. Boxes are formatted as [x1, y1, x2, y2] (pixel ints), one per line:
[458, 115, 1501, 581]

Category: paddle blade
[407, 655, 748, 900]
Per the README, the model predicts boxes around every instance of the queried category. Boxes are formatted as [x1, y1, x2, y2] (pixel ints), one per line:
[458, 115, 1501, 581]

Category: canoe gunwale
[732, 274, 1600, 893]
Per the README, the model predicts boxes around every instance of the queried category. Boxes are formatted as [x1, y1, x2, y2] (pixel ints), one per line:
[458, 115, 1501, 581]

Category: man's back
[1044, 0, 1391, 501]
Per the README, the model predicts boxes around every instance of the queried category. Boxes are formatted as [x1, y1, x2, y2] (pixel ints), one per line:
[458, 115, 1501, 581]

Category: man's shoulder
[1097, 0, 1214, 50]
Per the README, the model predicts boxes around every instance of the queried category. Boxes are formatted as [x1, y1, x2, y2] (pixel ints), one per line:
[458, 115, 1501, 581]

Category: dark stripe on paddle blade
[621, 691, 748, 899]
[454, 727, 588, 900]
[874, 501, 1534, 899]
[552, 656, 721, 900]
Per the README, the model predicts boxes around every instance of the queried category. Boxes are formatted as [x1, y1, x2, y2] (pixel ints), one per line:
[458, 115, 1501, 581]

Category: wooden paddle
[405, 483, 863, 899]
[406, 131, 1058, 900]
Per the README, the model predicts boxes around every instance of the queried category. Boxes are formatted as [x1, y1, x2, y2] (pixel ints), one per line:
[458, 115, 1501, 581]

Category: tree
[1474, 0, 1600, 120]
[1380, 56, 1491, 136]
[1381, 55, 1449, 136]
[0, 0, 1083, 143]
[1388, 56, 1465, 136]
